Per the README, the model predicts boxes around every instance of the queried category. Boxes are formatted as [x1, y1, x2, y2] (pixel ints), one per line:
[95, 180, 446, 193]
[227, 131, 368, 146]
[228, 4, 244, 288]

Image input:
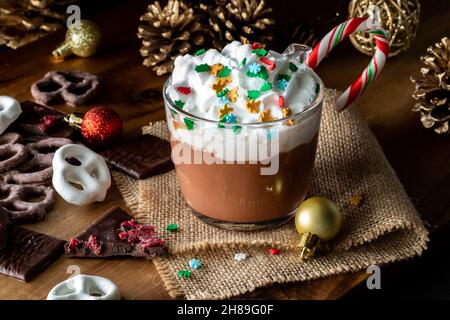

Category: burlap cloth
[112, 89, 428, 299]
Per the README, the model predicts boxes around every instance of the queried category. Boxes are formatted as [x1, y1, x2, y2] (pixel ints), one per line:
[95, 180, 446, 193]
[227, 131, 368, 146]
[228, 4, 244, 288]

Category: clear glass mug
[163, 45, 324, 230]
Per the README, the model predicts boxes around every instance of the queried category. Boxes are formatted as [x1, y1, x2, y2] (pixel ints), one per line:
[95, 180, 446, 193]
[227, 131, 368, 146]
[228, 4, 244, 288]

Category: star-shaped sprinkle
[247, 90, 261, 100]
[234, 252, 247, 261]
[211, 77, 231, 93]
[228, 87, 239, 102]
[350, 194, 363, 207]
[218, 104, 233, 119]
[174, 100, 185, 109]
[245, 100, 261, 114]
[225, 113, 237, 124]
[281, 107, 291, 117]
[210, 63, 224, 77]
[218, 66, 231, 78]
[248, 63, 261, 75]
[259, 109, 274, 123]
[277, 79, 288, 91]
[177, 86, 191, 95]
[195, 63, 210, 73]
[166, 223, 179, 232]
[195, 48, 206, 56]
[188, 258, 202, 270]
[219, 96, 231, 105]
[177, 270, 191, 278]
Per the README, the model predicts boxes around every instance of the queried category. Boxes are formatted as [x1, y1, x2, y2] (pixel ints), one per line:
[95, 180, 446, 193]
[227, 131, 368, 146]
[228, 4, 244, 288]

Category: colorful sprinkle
[218, 104, 233, 119]
[239, 57, 247, 68]
[286, 119, 294, 126]
[260, 81, 273, 92]
[217, 88, 229, 98]
[195, 63, 210, 73]
[218, 66, 231, 78]
[177, 270, 191, 278]
[253, 48, 268, 57]
[289, 62, 299, 72]
[194, 48, 206, 56]
[259, 109, 274, 123]
[277, 79, 288, 91]
[251, 42, 264, 50]
[277, 74, 291, 81]
[248, 63, 261, 75]
[247, 90, 261, 100]
[228, 87, 239, 102]
[177, 86, 191, 95]
[232, 125, 242, 134]
[268, 247, 280, 255]
[278, 96, 284, 107]
[225, 113, 237, 124]
[234, 252, 247, 261]
[174, 100, 185, 109]
[184, 118, 195, 130]
[166, 223, 179, 232]
[350, 194, 363, 207]
[211, 77, 232, 93]
[281, 107, 291, 117]
[245, 100, 261, 114]
[219, 96, 231, 105]
[246, 66, 268, 80]
[188, 258, 202, 270]
[260, 57, 275, 70]
[210, 63, 224, 77]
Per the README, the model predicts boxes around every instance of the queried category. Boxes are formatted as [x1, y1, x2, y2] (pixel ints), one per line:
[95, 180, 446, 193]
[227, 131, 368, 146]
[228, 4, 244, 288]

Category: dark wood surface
[0, 0, 449, 300]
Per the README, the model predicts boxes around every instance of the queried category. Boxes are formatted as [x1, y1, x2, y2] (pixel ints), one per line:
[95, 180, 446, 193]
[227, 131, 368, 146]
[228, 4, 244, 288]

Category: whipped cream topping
[166, 41, 318, 124]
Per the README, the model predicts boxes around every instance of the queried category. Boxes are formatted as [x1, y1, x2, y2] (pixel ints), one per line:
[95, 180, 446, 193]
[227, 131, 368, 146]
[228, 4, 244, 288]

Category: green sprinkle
[259, 67, 269, 80]
[239, 57, 247, 68]
[277, 74, 291, 81]
[217, 88, 229, 97]
[174, 100, 185, 109]
[195, 63, 210, 73]
[177, 270, 192, 278]
[166, 223, 179, 232]
[233, 125, 242, 134]
[260, 81, 273, 91]
[252, 48, 267, 57]
[194, 48, 205, 56]
[247, 90, 261, 100]
[184, 118, 195, 130]
[289, 62, 299, 72]
[218, 66, 231, 78]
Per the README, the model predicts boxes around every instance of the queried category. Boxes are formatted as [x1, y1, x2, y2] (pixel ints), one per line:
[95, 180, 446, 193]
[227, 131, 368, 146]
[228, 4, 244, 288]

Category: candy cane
[306, 15, 390, 112]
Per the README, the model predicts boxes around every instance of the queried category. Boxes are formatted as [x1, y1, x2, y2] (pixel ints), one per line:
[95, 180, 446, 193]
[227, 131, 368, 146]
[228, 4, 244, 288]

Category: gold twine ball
[348, 0, 420, 57]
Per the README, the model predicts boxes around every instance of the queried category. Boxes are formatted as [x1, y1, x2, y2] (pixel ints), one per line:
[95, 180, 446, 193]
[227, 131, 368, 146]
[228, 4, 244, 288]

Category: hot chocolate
[164, 41, 324, 229]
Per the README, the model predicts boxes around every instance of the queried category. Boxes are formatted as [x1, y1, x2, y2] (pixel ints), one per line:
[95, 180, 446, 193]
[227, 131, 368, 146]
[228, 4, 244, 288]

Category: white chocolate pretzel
[52, 144, 111, 206]
[47, 275, 121, 300]
[0, 96, 22, 135]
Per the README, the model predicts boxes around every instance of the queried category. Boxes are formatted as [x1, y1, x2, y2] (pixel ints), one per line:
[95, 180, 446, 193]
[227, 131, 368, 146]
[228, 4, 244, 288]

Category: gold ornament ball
[52, 20, 102, 59]
[295, 197, 343, 259]
[348, 0, 420, 57]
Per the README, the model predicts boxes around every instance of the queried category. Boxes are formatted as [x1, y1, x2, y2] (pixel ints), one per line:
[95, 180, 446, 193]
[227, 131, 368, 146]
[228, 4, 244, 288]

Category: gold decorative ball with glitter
[295, 197, 343, 259]
[52, 20, 102, 59]
[348, 0, 420, 57]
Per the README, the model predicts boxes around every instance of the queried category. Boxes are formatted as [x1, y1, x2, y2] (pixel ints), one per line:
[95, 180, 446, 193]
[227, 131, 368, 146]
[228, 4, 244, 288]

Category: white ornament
[47, 274, 121, 300]
[52, 144, 111, 206]
[0, 96, 22, 135]
[234, 252, 247, 262]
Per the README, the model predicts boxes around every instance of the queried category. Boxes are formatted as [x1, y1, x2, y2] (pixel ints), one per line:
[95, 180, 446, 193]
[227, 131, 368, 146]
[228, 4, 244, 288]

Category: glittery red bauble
[80, 106, 123, 148]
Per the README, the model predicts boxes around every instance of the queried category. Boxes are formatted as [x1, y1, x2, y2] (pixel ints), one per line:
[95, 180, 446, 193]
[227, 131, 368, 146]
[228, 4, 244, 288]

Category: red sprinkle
[268, 247, 280, 255]
[260, 57, 276, 70]
[278, 96, 285, 108]
[177, 86, 191, 95]
[251, 42, 264, 50]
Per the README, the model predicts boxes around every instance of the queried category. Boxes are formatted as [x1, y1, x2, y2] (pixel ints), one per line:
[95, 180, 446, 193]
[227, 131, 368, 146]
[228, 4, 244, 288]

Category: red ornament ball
[81, 106, 123, 148]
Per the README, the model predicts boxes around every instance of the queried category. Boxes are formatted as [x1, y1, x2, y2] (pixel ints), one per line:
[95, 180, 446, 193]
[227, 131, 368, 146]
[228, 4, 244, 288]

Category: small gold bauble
[348, 0, 420, 57]
[52, 20, 102, 59]
[295, 196, 343, 259]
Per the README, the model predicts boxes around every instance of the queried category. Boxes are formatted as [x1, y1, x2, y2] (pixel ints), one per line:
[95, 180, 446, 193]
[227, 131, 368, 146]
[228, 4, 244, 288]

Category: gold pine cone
[137, 0, 207, 76]
[411, 37, 450, 134]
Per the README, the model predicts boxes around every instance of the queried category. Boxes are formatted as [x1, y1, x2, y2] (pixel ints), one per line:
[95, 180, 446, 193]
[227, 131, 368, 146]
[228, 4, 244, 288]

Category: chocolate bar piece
[0, 209, 9, 250]
[65, 207, 167, 259]
[11, 101, 73, 138]
[100, 134, 174, 180]
[0, 226, 65, 282]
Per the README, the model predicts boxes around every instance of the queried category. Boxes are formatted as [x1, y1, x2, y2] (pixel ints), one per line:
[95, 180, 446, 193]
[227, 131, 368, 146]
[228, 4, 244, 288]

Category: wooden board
[0, 0, 449, 300]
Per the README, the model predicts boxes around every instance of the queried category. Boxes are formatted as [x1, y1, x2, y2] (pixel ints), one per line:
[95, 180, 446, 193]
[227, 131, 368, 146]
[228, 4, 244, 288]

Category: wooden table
[0, 0, 449, 300]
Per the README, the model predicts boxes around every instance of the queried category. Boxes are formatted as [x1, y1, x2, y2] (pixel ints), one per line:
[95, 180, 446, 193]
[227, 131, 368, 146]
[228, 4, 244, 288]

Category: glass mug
[163, 15, 389, 230]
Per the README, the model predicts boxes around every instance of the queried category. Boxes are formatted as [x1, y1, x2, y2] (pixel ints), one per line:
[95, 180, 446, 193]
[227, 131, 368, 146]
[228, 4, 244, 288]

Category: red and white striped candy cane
[306, 17, 390, 112]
